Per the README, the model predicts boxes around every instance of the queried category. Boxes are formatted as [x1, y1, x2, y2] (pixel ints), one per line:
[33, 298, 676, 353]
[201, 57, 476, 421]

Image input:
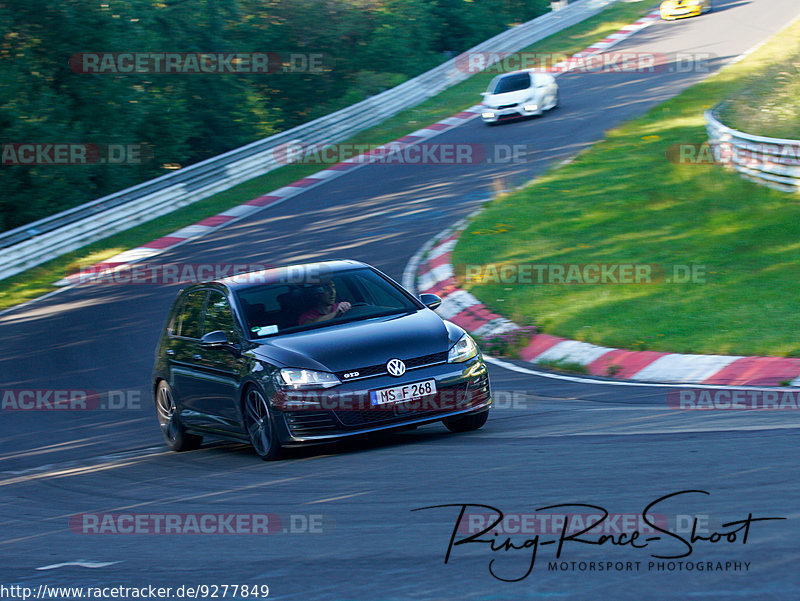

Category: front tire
[442, 410, 489, 433]
[243, 386, 283, 460]
[155, 381, 202, 452]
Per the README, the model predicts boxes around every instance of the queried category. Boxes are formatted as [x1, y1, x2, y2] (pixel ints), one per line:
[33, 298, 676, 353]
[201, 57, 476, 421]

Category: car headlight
[448, 334, 479, 363]
[277, 368, 341, 389]
[523, 104, 538, 112]
[482, 111, 496, 119]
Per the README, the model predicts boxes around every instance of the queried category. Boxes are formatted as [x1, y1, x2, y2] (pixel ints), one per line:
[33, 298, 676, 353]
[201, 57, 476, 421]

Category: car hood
[254, 309, 458, 372]
[483, 88, 537, 108]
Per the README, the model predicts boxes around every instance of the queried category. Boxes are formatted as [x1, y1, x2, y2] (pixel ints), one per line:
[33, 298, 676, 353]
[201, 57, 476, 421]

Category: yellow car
[660, 0, 712, 20]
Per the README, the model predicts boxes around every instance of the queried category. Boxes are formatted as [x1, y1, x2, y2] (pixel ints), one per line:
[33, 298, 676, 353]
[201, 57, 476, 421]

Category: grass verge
[452, 15, 800, 357]
[536, 359, 589, 374]
[0, 0, 654, 312]
[472, 325, 540, 358]
[716, 34, 800, 138]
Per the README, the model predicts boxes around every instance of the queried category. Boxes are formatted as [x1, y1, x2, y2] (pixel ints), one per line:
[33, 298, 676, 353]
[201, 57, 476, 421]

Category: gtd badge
[386, 359, 406, 377]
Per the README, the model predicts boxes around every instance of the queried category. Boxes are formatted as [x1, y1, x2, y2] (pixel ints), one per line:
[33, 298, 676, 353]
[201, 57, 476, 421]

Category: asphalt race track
[1, 1, 799, 599]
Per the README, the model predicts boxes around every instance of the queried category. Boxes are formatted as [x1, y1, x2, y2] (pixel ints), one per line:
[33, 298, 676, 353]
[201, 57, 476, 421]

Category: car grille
[334, 408, 398, 428]
[283, 410, 339, 437]
[497, 103, 518, 110]
[407, 351, 449, 368]
[335, 351, 448, 382]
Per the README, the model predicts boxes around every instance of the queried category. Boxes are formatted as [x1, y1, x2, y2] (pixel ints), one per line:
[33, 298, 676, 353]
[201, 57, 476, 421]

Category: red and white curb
[406, 220, 800, 387]
[55, 8, 662, 288]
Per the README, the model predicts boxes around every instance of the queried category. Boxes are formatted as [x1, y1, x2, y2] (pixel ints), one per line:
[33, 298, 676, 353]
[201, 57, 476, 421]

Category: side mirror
[200, 330, 229, 348]
[200, 330, 242, 357]
[419, 293, 442, 310]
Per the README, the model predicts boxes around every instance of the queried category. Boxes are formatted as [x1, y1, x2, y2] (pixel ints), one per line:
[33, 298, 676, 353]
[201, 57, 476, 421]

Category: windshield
[488, 72, 532, 95]
[235, 267, 420, 338]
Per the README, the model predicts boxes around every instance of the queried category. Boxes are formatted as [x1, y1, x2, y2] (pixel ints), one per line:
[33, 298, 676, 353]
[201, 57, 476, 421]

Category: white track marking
[485, 355, 800, 391]
[37, 561, 121, 570]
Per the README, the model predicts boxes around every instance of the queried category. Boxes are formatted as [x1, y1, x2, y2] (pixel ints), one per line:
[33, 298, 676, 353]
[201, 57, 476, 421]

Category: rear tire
[443, 410, 489, 433]
[155, 381, 202, 452]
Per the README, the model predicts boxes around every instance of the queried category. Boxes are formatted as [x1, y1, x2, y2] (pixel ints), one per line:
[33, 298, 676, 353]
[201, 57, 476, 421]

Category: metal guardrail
[705, 109, 800, 193]
[0, 0, 620, 281]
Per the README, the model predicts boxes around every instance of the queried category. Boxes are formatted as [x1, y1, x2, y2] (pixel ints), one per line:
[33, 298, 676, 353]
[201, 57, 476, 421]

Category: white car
[480, 70, 558, 124]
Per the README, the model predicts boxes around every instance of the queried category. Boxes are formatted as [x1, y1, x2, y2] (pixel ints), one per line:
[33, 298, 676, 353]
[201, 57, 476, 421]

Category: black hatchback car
[152, 260, 491, 459]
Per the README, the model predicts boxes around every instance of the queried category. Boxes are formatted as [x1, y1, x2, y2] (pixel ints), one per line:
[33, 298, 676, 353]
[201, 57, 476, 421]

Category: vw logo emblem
[386, 358, 406, 377]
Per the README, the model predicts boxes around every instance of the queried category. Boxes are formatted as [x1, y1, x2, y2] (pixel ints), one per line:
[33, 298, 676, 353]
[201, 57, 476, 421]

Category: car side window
[177, 290, 207, 339]
[204, 290, 238, 342]
[166, 295, 186, 336]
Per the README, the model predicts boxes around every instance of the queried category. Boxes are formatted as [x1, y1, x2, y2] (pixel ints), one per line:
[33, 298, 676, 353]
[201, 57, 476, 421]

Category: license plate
[370, 379, 437, 406]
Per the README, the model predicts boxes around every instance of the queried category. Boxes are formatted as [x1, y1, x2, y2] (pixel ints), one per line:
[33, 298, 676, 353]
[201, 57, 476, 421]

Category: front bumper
[481, 105, 541, 123]
[272, 357, 491, 444]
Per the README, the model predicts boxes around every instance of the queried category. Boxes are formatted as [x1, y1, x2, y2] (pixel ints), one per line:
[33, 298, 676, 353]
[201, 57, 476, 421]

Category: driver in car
[298, 279, 352, 325]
